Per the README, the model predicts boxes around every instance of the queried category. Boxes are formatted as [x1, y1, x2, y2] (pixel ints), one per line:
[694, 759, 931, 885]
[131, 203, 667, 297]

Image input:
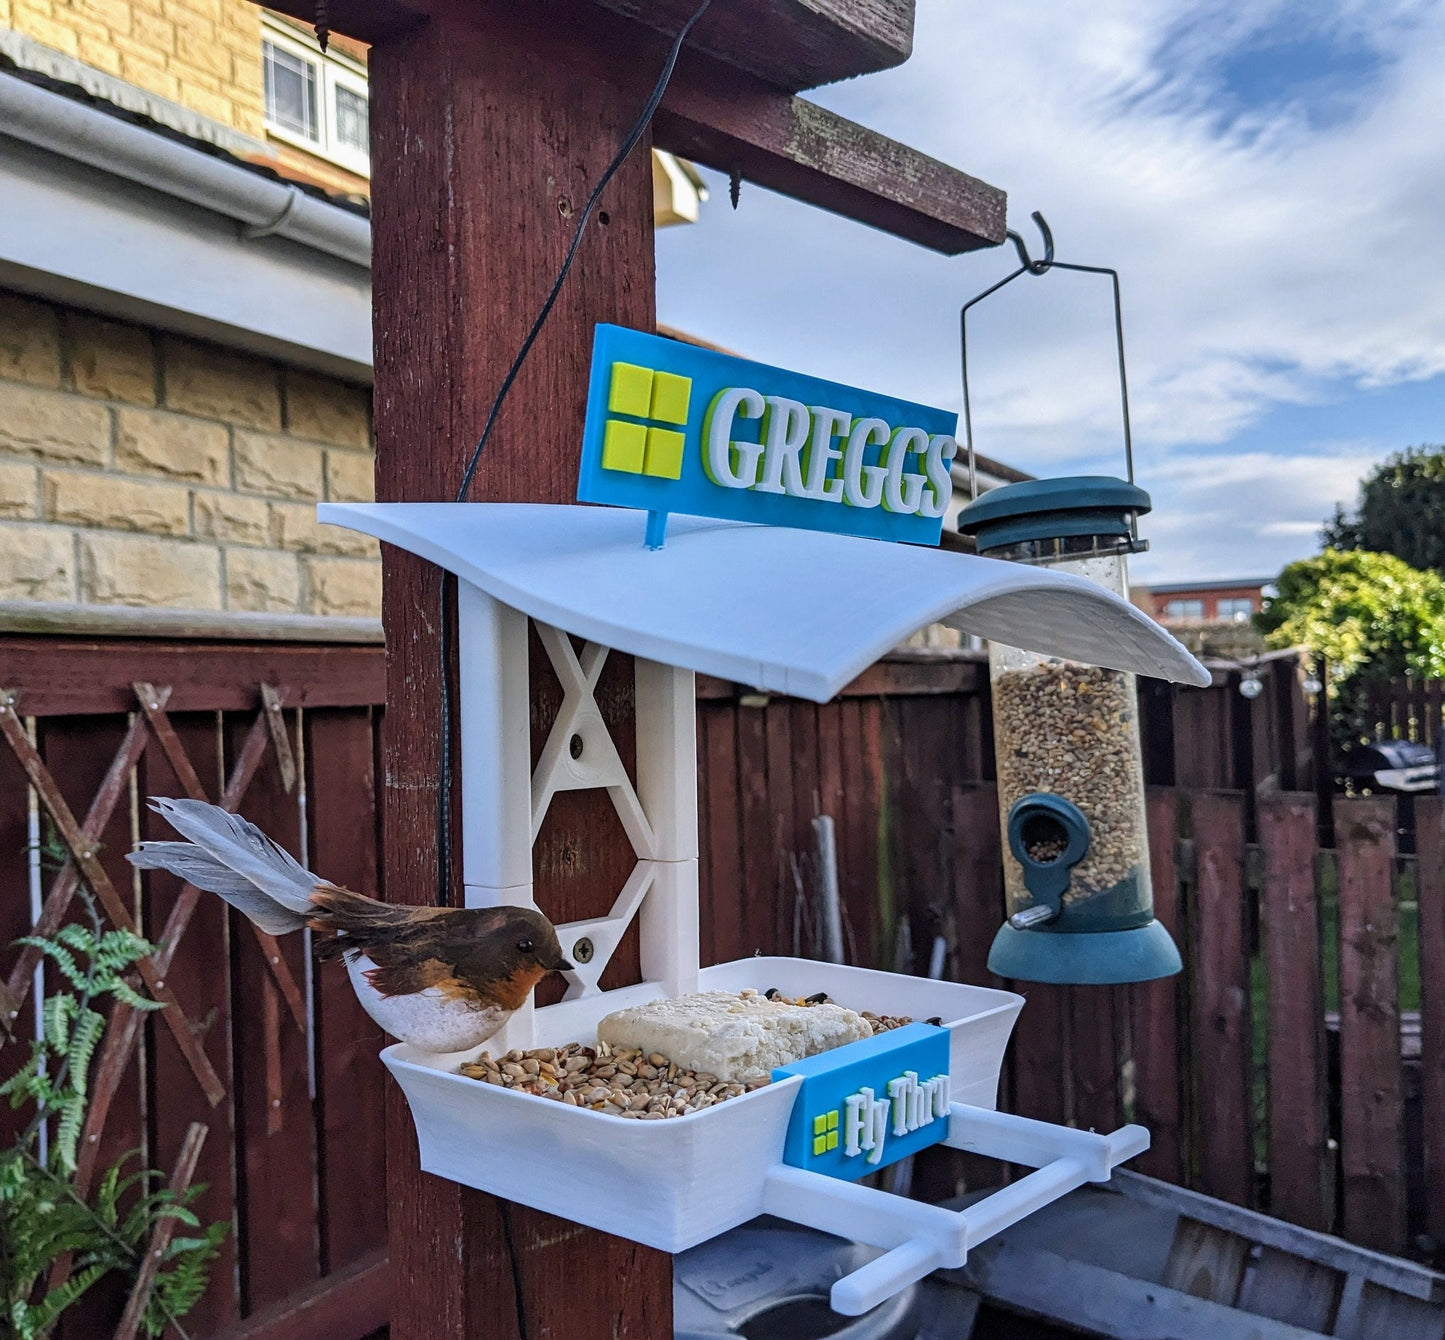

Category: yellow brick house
[0, 0, 706, 627]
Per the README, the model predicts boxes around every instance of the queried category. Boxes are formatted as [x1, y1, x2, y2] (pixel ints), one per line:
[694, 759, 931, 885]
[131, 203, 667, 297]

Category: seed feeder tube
[958, 477, 1183, 985]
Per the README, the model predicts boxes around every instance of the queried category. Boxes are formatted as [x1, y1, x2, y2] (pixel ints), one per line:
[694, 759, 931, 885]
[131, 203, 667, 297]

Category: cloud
[656, 0, 1445, 576]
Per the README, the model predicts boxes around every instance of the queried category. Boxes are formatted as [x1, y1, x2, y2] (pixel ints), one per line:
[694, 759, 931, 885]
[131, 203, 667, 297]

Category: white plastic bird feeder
[319, 500, 1207, 1316]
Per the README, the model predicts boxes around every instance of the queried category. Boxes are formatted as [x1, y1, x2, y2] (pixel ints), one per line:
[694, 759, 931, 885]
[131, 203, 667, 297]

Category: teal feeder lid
[957, 476, 1151, 555]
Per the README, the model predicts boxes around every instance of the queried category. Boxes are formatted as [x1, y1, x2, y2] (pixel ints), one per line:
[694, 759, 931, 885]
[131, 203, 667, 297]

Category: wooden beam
[593, 0, 914, 92]
[250, 0, 1005, 255]
[368, 4, 672, 1337]
[205, 1251, 390, 1340]
[655, 55, 1006, 254]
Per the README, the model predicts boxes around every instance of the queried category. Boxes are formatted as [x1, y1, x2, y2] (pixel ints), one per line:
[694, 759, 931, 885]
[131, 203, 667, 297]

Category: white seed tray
[383, 957, 1023, 1253]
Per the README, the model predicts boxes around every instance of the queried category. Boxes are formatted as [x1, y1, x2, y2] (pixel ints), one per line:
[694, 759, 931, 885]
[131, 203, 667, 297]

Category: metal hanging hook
[959, 212, 1136, 540]
[1008, 211, 1054, 274]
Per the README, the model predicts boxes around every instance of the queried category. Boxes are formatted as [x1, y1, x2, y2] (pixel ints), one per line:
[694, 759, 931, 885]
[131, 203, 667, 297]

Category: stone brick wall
[4, 0, 268, 138]
[0, 288, 380, 618]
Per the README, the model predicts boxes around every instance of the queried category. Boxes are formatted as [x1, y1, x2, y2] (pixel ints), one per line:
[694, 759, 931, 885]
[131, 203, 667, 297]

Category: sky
[655, 0, 1445, 584]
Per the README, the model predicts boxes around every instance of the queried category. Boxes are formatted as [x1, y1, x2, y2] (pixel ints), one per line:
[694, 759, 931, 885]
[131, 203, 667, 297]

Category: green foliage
[1323, 443, 1445, 574]
[0, 904, 225, 1337]
[1257, 548, 1445, 750]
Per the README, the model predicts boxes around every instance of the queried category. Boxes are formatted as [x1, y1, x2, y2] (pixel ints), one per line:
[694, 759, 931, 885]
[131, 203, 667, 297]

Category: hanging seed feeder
[956, 214, 1183, 985]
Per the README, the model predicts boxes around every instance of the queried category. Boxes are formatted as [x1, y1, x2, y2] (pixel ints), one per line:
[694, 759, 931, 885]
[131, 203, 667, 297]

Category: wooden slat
[1335, 796, 1406, 1254]
[0, 641, 385, 715]
[1069, 984, 1123, 1135]
[1417, 795, 1445, 1251]
[114, 1122, 208, 1340]
[950, 784, 1003, 987]
[141, 708, 240, 1334]
[1259, 792, 1331, 1232]
[229, 711, 321, 1310]
[788, 702, 821, 954]
[1, 701, 154, 1030]
[700, 706, 742, 964]
[1010, 983, 1069, 1127]
[843, 696, 884, 967]
[735, 703, 775, 958]
[1130, 787, 1185, 1182]
[1189, 791, 1254, 1207]
[40, 714, 149, 1340]
[693, 654, 986, 701]
[307, 708, 389, 1275]
[1161, 1219, 1249, 1304]
[206, 1250, 390, 1340]
[761, 698, 797, 955]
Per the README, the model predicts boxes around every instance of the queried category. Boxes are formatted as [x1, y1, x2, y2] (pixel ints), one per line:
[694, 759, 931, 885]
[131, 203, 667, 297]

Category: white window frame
[261, 17, 370, 178]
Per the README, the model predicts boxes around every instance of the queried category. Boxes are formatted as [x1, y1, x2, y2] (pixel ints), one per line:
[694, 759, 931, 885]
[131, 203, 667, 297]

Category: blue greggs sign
[774, 1022, 951, 1180]
[578, 325, 959, 545]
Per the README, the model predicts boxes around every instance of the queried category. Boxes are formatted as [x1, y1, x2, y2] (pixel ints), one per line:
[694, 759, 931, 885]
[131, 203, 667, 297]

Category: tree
[1323, 444, 1445, 574]
[1257, 549, 1445, 751]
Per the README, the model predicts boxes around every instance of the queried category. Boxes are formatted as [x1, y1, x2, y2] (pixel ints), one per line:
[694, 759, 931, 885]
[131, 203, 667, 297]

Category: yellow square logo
[608, 363, 653, 418]
[644, 428, 685, 480]
[650, 371, 692, 425]
[601, 419, 647, 473]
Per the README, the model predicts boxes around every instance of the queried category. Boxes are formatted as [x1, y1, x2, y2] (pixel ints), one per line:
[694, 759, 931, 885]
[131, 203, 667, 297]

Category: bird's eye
[517, 938, 534, 954]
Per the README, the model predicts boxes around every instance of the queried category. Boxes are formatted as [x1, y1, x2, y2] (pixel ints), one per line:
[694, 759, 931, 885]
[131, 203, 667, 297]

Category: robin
[127, 797, 572, 1053]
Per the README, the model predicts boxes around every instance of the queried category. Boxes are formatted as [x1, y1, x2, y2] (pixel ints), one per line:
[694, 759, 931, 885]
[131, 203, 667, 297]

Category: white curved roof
[318, 503, 1209, 701]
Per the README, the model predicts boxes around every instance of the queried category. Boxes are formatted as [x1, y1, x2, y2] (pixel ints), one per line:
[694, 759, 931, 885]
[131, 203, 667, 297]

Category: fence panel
[1335, 796, 1407, 1254]
[0, 638, 388, 1339]
[1259, 792, 1331, 1232]
[1189, 791, 1255, 1207]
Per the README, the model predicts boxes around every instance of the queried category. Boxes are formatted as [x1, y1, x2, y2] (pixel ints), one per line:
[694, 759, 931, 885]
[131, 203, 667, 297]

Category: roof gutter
[0, 70, 371, 270]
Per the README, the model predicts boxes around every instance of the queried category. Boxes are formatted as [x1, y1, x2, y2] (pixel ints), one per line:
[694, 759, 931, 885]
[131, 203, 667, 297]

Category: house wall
[2, 0, 269, 138]
[0, 287, 381, 616]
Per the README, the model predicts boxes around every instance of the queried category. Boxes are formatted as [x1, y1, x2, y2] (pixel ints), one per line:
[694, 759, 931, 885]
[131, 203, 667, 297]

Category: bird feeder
[318, 327, 1207, 1317]
[955, 216, 1184, 986]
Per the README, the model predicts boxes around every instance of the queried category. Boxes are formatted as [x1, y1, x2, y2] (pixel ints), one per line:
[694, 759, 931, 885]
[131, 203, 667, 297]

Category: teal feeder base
[987, 919, 1182, 985]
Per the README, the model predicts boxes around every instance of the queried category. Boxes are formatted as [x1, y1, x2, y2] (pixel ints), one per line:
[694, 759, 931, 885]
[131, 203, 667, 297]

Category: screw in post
[572, 937, 594, 964]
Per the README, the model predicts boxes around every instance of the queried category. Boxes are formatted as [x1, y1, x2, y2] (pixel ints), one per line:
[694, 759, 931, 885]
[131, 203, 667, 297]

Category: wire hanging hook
[1008, 211, 1054, 274]
[959, 212, 1136, 539]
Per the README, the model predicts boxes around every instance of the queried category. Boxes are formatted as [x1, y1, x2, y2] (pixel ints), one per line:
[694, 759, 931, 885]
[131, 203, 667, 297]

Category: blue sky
[656, 0, 1445, 583]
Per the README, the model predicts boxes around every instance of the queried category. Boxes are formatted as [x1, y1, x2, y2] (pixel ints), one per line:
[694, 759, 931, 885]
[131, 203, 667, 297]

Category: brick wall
[5, 0, 267, 138]
[0, 289, 380, 618]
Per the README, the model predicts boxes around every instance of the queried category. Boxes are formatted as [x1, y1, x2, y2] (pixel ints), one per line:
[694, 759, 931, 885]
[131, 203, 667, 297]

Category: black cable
[499, 1198, 530, 1340]
[435, 0, 715, 906]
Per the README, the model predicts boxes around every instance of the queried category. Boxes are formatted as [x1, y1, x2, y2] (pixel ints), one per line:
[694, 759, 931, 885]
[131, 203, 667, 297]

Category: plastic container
[382, 956, 1023, 1254]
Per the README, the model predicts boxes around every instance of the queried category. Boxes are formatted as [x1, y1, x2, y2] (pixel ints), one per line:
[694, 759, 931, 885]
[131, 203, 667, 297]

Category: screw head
[569, 733, 585, 760]
[572, 937, 594, 964]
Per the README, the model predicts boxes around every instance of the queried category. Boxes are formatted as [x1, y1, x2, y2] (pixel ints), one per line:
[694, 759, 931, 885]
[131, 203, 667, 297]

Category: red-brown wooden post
[367, 7, 669, 1337]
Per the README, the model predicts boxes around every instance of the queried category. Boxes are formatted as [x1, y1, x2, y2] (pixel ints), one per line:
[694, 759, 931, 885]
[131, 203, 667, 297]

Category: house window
[1164, 598, 1205, 619]
[262, 20, 370, 176]
[1218, 597, 1254, 621]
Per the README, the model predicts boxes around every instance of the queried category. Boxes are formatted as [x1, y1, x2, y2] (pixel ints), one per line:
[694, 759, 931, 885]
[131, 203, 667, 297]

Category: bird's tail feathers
[309, 883, 416, 960]
[127, 797, 321, 936]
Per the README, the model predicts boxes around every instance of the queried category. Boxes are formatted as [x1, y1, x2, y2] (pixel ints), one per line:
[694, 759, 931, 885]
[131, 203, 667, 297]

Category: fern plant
[0, 895, 226, 1338]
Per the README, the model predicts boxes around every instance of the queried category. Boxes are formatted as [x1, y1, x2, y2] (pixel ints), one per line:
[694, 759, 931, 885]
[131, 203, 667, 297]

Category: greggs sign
[578, 325, 959, 545]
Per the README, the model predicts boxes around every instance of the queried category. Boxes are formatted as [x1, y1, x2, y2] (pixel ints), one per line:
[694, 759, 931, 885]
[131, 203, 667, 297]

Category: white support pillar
[634, 657, 700, 996]
[456, 580, 536, 1047]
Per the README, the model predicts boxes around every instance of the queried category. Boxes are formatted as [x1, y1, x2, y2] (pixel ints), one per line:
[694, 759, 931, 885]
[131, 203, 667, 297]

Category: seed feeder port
[319, 500, 1207, 1316]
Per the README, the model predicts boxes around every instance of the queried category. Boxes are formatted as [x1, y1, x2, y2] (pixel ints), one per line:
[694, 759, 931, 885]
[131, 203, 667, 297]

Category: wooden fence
[6, 632, 1419, 1338]
[0, 637, 390, 1339]
[1366, 677, 1445, 750]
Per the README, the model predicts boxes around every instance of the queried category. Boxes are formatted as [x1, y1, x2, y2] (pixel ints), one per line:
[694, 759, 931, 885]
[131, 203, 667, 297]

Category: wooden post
[368, 6, 670, 1336]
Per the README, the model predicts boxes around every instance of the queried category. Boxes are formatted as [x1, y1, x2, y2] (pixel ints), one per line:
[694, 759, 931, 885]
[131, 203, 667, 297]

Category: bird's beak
[553, 957, 575, 973]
